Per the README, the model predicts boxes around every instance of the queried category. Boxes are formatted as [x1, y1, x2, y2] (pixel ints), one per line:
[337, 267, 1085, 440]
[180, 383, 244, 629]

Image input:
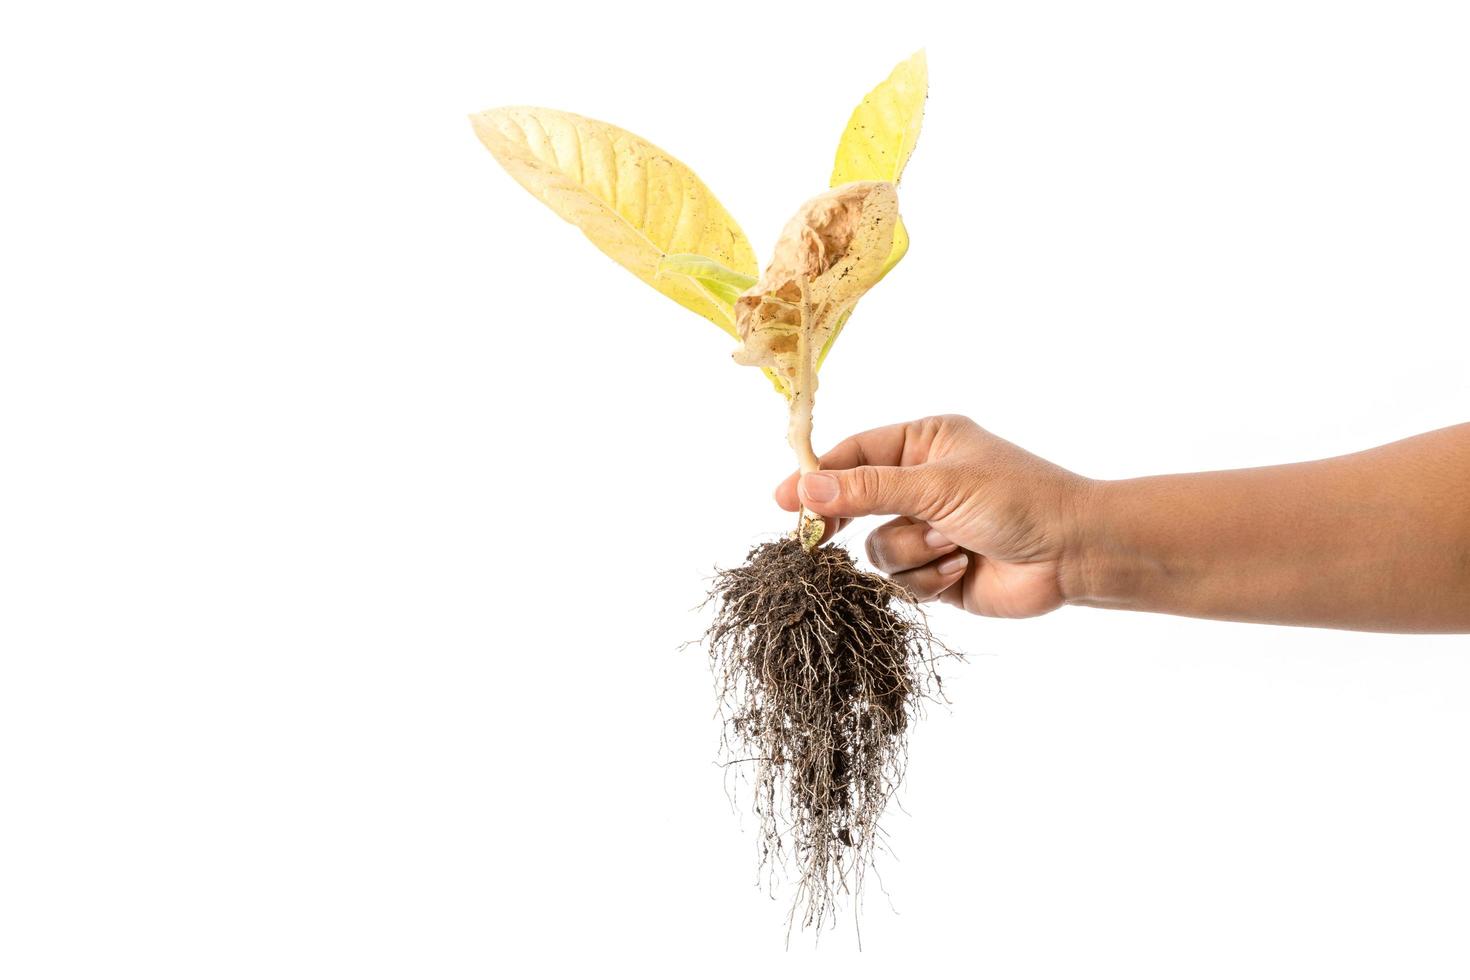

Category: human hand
[773, 415, 1092, 618]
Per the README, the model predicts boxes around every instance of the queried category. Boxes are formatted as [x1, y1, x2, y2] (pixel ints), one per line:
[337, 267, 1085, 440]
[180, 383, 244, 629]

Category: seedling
[472, 51, 956, 937]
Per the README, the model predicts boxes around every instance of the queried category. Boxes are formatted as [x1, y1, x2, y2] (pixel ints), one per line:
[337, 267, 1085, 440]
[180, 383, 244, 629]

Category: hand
[774, 415, 1091, 618]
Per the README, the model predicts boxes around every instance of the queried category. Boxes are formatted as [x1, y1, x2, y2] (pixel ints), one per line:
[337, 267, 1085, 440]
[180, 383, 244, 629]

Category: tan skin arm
[774, 416, 1470, 633]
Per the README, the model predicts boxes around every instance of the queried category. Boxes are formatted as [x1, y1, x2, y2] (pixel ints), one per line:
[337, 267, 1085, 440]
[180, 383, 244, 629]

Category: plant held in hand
[472, 51, 956, 936]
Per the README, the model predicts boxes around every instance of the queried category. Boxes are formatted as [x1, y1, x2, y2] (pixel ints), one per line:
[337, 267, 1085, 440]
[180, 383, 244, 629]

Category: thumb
[797, 465, 942, 520]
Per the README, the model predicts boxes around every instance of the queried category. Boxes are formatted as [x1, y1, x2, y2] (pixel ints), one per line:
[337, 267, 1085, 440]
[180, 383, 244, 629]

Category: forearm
[1064, 424, 1470, 632]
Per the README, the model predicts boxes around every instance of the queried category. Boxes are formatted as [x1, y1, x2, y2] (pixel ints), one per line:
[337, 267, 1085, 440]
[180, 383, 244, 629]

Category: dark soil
[701, 537, 960, 936]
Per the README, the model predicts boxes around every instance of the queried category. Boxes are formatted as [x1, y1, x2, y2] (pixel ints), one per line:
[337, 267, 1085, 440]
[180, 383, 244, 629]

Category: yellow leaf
[830, 49, 928, 190]
[822, 50, 928, 366]
[471, 106, 759, 340]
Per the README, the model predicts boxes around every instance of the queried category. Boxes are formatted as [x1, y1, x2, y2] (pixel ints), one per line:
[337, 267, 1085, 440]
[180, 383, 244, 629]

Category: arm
[1068, 422, 1470, 632]
[775, 416, 1470, 633]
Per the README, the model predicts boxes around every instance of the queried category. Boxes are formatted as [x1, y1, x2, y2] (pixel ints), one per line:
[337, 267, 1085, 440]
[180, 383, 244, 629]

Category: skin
[774, 415, 1470, 633]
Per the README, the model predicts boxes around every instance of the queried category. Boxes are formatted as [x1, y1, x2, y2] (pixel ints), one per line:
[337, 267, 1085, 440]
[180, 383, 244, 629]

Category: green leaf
[656, 253, 758, 309]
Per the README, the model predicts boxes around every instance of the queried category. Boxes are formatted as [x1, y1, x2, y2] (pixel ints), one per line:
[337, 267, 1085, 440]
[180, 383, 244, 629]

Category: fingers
[865, 518, 957, 574]
[866, 517, 968, 603]
[937, 577, 967, 611]
[795, 464, 946, 520]
[774, 473, 801, 513]
[891, 550, 970, 602]
[773, 418, 939, 512]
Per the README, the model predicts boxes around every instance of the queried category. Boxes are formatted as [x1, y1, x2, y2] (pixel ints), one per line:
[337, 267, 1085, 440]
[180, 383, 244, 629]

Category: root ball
[702, 537, 960, 935]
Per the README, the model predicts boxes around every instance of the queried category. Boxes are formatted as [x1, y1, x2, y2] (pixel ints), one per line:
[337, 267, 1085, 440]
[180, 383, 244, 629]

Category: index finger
[773, 419, 932, 511]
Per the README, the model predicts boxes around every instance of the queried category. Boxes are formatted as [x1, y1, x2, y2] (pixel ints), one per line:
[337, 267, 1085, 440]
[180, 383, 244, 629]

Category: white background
[3, 0, 1469, 976]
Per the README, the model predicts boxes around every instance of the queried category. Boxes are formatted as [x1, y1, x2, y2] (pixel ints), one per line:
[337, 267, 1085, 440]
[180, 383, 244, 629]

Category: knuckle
[847, 465, 882, 505]
[908, 470, 956, 522]
[899, 417, 934, 458]
[916, 413, 970, 437]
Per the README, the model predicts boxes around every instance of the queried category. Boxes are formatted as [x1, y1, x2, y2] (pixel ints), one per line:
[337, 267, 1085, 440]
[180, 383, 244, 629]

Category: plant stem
[787, 275, 819, 474]
[788, 277, 824, 550]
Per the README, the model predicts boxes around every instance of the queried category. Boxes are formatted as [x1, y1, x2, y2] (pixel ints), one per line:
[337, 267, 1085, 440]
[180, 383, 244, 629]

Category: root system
[702, 537, 960, 937]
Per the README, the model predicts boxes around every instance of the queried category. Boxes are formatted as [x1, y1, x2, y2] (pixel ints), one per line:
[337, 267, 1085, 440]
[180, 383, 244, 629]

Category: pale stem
[787, 276, 819, 473]
[787, 277, 823, 549]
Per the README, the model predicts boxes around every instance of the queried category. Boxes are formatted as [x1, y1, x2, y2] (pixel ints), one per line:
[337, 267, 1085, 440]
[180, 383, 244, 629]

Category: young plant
[472, 51, 954, 937]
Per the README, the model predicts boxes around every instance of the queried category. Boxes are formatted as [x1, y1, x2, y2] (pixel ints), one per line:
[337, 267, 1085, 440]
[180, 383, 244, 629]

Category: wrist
[1057, 477, 1135, 608]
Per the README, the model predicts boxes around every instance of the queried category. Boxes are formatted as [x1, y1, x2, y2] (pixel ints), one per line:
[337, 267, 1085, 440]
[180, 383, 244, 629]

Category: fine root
[701, 537, 961, 937]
